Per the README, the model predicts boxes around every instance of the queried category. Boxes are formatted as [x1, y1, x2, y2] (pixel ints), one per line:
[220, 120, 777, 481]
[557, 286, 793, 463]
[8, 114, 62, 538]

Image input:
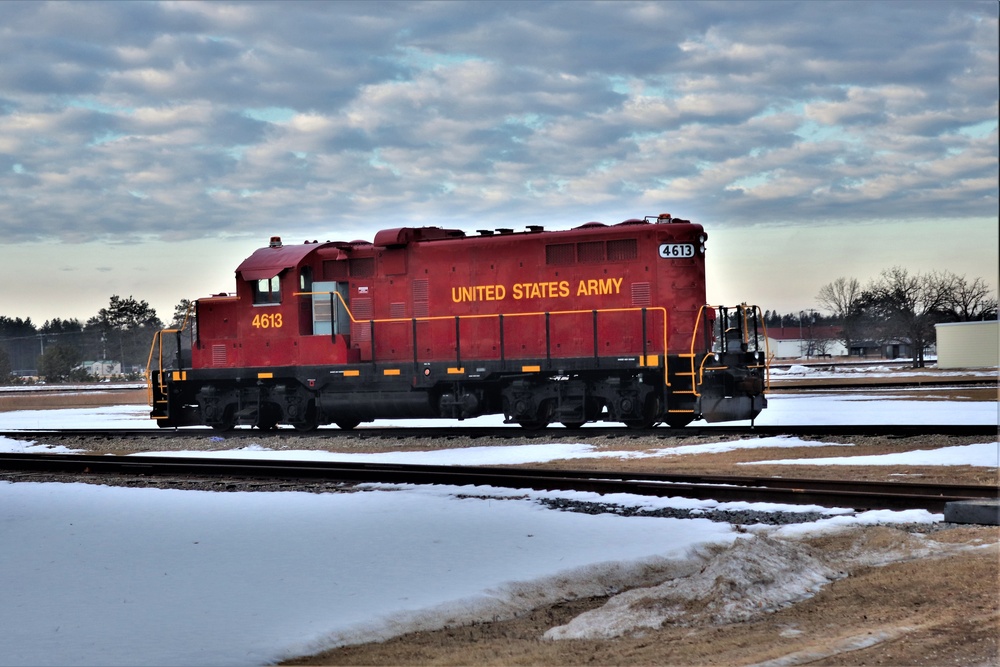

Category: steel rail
[1, 452, 994, 513]
[1, 424, 996, 440]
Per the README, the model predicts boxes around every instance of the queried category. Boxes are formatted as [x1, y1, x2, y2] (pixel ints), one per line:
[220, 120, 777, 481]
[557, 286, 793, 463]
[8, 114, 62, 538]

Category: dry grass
[0, 388, 148, 412]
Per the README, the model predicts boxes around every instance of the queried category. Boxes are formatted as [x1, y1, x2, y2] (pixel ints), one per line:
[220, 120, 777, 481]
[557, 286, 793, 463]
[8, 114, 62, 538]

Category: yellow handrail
[297, 290, 670, 371]
[145, 302, 195, 406]
[749, 304, 772, 390]
[686, 303, 772, 393]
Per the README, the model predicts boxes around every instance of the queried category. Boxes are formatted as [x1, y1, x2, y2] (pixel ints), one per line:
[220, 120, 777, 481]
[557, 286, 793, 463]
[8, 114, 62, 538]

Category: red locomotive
[148, 214, 768, 430]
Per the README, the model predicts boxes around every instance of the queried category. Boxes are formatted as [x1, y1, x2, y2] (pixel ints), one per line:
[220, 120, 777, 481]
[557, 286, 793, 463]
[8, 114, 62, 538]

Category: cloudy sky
[1, 0, 996, 325]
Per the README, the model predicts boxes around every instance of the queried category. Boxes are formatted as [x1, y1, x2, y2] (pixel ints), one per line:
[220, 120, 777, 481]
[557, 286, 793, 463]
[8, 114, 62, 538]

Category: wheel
[623, 395, 660, 430]
[560, 422, 585, 429]
[289, 401, 318, 432]
[204, 401, 236, 431]
[517, 399, 553, 431]
[336, 419, 360, 430]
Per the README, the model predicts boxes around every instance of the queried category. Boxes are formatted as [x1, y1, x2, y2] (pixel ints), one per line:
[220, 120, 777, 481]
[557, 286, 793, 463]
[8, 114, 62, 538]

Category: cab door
[312, 281, 351, 335]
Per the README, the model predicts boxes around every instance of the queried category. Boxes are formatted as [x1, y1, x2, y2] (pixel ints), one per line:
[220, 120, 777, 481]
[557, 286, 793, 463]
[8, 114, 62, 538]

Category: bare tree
[817, 277, 862, 318]
[864, 267, 952, 368]
[816, 277, 864, 354]
[812, 336, 833, 358]
[943, 274, 998, 321]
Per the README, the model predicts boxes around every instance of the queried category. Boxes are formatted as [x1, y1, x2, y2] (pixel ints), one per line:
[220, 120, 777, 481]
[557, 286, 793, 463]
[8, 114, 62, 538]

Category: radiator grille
[351, 297, 373, 341]
[211, 344, 227, 366]
[412, 279, 429, 316]
[545, 243, 575, 265]
[631, 282, 651, 306]
[608, 239, 638, 261]
[349, 257, 374, 278]
[576, 241, 605, 263]
[352, 297, 373, 319]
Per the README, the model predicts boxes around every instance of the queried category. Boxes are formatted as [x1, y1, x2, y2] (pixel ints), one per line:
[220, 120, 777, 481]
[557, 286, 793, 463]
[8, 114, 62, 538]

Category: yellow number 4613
[251, 312, 283, 329]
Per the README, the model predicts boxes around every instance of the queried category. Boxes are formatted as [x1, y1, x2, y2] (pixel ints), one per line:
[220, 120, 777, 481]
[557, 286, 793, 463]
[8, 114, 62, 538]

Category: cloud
[0, 0, 995, 245]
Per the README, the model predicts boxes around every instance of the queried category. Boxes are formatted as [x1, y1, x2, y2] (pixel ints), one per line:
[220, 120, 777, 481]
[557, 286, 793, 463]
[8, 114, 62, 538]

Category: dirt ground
[283, 528, 998, 667]
[2, 383, 998, 666]
[269, 433, 998, 667]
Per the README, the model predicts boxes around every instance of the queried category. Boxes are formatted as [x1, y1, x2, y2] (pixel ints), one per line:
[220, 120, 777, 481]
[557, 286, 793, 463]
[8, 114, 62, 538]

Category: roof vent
[269, 236, 282, 248]
[496, 228, 514, 235]
[477, 229, 495, 236]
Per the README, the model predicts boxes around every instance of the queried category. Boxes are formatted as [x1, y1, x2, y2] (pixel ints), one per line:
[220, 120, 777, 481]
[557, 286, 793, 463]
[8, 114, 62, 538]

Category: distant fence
[2, 329, 154, 377]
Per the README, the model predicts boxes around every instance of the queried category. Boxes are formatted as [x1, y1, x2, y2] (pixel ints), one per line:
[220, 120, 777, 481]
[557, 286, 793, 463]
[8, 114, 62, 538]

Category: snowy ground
[768, 362, 998, 380]
[0, 392, 997, 667]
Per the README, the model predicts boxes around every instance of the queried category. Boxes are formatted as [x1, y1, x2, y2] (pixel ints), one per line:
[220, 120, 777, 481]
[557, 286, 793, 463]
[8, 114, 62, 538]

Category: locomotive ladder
[669, 352, 699, 419]
[145, 303, 195, 417]
[659, 304, 716, 421]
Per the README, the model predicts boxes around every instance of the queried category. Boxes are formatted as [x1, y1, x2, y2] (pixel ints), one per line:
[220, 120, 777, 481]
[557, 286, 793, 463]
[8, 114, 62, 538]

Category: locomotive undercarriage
[498, 373, 665, 430]
[150, 351, 765, 431]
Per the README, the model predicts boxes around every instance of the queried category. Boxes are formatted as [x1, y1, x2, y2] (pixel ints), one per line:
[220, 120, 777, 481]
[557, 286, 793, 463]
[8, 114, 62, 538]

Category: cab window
[253, 276, 281, 304]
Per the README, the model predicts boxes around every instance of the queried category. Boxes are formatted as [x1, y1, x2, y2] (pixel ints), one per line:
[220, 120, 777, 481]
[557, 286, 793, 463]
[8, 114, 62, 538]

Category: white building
[75, 360, 123, 378]
[764, 326, 847, 359]
[934, 321, 999, 369]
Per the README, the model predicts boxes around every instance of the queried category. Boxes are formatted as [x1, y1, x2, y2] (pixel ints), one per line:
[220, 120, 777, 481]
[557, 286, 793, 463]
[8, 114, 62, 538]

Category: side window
[253, 276, 281, 305]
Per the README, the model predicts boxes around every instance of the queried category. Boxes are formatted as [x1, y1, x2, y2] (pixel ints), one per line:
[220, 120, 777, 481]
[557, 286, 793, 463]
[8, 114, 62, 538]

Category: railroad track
[1, 452, 995, 513]
[1, 424, 996, 440]
[769, 377, 996, 391]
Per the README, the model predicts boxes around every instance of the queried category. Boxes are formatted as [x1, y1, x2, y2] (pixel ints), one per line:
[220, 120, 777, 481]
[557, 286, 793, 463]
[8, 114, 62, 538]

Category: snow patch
[544, 536, 842, 640]
[291, 554, 713, 656]
[0, 436, 79, 454]
[745, 442, 999, 468]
